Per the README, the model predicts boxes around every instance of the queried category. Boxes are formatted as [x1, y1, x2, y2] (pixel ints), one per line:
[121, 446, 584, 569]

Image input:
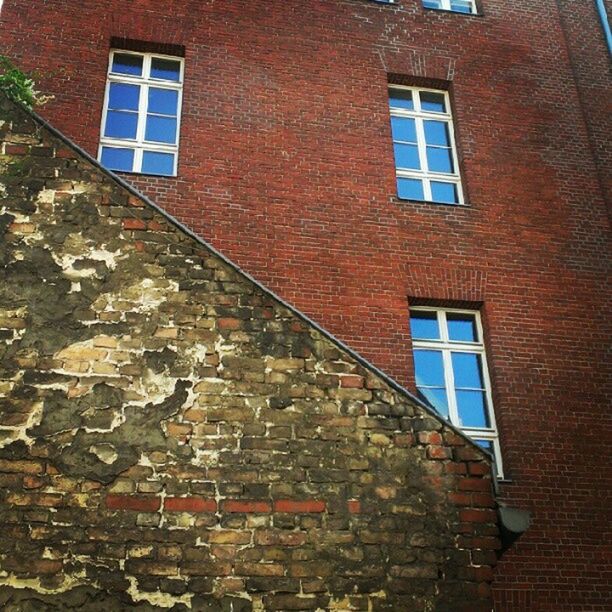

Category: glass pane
[420, 91, 446, 113]
[410, 310, 440, 340]
[426, 147, 454, 173]
[431, 181, 458, 204]
[148, 88, 178, 115]
[111, 53, 143, 77]
[142, 151, 175, 176]
[451, 352, 483, 388]
[413, 349, 445, 387]
[418, 387, 449, 419]
[390, 116, 417, 142]
[423, 0, 443, 8]
[456, 390, 489, 428]
[424, 120, 450, 146]
[108, 83, 140, 111]
[397, 177, 424, 200]
[104, 110, 138, 139]
[145, 115, 177, 143]
[100, 147, 134, 172]
[394, 144, 421, 170]
[388, 87, 414, 110]
[151, 58, 181, 81]
[447, 312, 478, 342]
[474, 439, 493, 452]
[451, 0, 474, 13]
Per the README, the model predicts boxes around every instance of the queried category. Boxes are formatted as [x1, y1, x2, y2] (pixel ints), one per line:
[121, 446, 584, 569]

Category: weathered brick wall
[0, 96, 498, 610]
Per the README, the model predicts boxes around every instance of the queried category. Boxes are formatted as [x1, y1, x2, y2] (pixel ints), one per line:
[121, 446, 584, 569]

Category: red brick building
[1, 0, 610, 609]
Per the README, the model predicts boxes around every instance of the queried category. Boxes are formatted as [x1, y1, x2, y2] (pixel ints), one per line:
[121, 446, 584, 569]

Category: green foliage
[0, 56, 52, 107]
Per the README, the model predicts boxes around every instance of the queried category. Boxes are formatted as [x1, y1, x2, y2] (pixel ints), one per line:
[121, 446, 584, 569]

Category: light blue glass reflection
[424, 120, 449, 146]
[145, 115, 177, 143]
[457, 390, 489, 428]
[420, 91, 446, 113]
[111, 53, 143, 76]
[426, 147, 453, 173]
[148, 88, 178, 115]
[414, 350, 445, 387]
[394, 144, 420, 170]
[451, 353, 483, 388]
[410, 311, 440, 340]
[431, 181, 458, 203]
[391, 117, 417, 142]
[447, 313, 478, 342]
[397, 178, 424, 200]
[142, 151, 175, 176]
[388, 88, 414, 110]
[100, 147, 134, 172]
[151, 58, 181, 81]
[105, 111, 138, 139]
[450, 0, 473, 13]
[419, 387, 449, 418]
[475, 439, 493, 451]
[108, 83, 140, 111]
[423, 0, 443, 8]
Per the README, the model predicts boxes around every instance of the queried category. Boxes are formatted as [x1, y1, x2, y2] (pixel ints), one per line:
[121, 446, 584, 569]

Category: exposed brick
[223, 500, 272, 513]
[105, 494, 160, 512]
[0, 459, 44, 475]
[207, 530, 252, 544]
[339, 375, 364, 388]
[459, 509, 497, 523]
[164, 497, 217, 513]
[458, 477, 493, 493]
[274, 500, 326, 514]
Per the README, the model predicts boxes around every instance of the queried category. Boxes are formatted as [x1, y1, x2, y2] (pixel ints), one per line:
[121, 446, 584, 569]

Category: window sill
[423, 8, 483, 17]
[114, 170, 178, 179]
[396, 197, 470, 208]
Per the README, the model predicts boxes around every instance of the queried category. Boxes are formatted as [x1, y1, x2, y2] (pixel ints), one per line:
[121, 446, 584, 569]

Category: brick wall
[0, 95, 499, 610]
[1, 1, 610, 608]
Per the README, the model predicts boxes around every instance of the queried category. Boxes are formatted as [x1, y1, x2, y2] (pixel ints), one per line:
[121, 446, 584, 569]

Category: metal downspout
[595, 0, 612, 54]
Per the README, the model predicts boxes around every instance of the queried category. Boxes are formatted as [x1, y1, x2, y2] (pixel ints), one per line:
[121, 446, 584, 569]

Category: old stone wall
[0, 96, 498, 610]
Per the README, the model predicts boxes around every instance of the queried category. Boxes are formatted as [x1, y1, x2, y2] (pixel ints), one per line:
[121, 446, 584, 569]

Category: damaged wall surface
[0, 96, 499, 611]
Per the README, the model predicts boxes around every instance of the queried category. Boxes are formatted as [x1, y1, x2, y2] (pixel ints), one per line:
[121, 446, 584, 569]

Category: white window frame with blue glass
[389, 85, 464, 205]
[409, 307, 503, 476]
[98, 50, 184, 177]
[422, 0, 478, 14]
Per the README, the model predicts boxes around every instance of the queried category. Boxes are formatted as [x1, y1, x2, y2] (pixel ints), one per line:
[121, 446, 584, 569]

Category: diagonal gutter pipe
[595, 0, 612, 54]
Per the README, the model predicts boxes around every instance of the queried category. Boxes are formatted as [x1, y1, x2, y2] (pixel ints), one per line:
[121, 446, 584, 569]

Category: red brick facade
[1, 0, 610, 609]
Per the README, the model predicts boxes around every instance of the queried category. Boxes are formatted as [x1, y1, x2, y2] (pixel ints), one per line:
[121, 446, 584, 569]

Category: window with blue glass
[422, 0, 477, 14]
[410, 307, 503, 475]
[389, 86, 464, 204]
[98, 50, 183, 176]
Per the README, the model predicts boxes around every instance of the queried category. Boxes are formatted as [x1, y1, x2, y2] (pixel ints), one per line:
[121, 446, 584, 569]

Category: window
[98, 50, 184, 176]
[409, 307, 503, 475]
[388, 86, 464, 204]
[423, 0, 477, 14]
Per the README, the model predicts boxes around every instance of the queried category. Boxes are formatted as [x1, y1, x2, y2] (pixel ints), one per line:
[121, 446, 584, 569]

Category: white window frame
[389, 85, 465, 205]
[410, 307, 503, 476]
[98, 50, 184, 176]
[423, 0, 478, 14]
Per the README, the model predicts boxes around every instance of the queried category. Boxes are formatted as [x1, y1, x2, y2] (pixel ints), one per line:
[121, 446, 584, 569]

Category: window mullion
[135, 82, 148, 171]
[439, 311, 460, 426]
[443, 348, 459, 427]
[479, 347, 499, 432]
[415, 117, 431, 200]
